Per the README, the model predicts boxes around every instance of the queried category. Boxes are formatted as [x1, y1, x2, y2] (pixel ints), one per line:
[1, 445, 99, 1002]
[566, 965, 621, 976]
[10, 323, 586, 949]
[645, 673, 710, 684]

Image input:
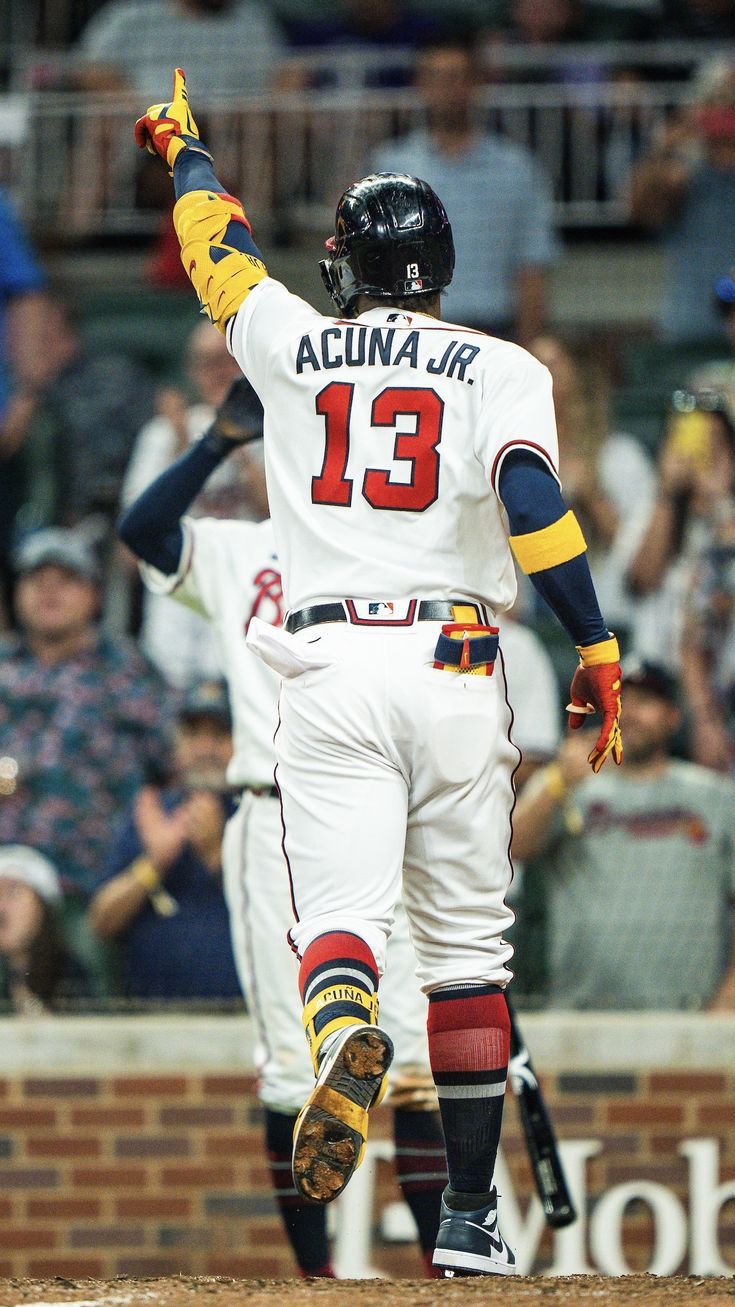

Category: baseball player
[119, 378, 562, 1274]
[118, 380, 448, 1278]
[134, 71, 622, 1277]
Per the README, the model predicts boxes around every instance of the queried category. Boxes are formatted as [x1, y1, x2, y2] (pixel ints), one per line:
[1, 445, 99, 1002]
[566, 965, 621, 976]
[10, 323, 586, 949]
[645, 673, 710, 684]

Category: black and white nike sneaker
[432, 1186, 517, 1277]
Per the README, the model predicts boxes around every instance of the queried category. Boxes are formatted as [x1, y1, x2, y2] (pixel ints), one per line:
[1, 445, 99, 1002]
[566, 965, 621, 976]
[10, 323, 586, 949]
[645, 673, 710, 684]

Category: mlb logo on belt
[346, 599, 417, 625]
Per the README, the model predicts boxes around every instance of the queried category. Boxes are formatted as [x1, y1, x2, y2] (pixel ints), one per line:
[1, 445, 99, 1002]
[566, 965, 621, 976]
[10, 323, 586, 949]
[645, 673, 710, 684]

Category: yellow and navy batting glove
[567, 636, 623, 773]
[134, 68, 211, 173]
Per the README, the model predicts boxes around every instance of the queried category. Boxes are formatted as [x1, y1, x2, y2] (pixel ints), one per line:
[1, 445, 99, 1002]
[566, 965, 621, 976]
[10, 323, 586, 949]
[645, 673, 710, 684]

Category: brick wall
[0, 1065, 733, 1278]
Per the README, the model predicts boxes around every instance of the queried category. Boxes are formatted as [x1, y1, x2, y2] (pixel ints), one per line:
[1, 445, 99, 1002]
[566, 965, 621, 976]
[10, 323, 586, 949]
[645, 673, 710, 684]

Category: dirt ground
[0, 1277, 733, 1307]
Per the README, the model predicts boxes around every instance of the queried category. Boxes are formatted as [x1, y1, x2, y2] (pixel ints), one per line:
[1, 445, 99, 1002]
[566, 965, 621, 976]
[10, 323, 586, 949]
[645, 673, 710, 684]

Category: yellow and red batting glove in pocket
[433, 611, 500, 677]
[567, 635, 623, 773]
[134, 67, 211, 173]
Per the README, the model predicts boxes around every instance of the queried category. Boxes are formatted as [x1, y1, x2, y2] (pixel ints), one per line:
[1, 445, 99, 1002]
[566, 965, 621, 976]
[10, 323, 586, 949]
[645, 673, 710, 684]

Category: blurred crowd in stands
[0, 0, 735, 1016]
[6, 0, 735, 95]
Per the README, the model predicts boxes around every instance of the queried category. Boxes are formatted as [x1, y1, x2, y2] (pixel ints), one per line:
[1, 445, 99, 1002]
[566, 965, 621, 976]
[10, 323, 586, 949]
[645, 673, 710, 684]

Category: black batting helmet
[319, 173, 455, 317]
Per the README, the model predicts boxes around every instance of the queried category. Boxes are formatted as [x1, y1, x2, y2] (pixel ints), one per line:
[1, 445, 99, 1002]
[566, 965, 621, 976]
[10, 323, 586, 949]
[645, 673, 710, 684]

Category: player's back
[229, 281, 558, 615]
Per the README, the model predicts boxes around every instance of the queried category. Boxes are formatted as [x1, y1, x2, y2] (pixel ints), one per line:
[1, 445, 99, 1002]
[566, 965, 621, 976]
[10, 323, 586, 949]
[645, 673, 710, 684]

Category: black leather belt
[285, 599, 488, 635]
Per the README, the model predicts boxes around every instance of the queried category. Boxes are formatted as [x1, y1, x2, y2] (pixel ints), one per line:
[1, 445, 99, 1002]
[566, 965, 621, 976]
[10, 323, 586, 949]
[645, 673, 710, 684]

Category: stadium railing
[2, 77, 693, 238]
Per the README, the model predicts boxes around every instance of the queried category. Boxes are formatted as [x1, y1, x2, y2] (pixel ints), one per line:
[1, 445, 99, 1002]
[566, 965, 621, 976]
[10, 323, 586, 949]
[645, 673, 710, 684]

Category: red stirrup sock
[427, 983, 510, 1194]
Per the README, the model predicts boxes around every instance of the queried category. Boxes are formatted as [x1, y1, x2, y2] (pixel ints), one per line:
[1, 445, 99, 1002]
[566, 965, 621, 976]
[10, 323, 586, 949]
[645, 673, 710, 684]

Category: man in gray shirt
[513, 659, 735, 1011]
[76, 0, 285, 99]
[371, 40, 560, 343]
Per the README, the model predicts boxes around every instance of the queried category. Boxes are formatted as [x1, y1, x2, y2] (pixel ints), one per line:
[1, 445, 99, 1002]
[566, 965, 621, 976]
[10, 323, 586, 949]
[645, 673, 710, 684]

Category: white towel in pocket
[246, 616, 333, 679]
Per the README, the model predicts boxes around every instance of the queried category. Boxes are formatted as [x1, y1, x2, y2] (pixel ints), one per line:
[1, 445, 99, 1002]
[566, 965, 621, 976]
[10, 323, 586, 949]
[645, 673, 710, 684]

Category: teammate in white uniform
[134, 71, 623, 1277]
[118, 387, 449, 1277]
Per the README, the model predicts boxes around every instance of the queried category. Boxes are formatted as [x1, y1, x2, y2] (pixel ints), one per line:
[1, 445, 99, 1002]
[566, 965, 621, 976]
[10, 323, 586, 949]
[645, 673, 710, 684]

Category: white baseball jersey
[227, 280, 559, 613]
[141, 516, 283, 788]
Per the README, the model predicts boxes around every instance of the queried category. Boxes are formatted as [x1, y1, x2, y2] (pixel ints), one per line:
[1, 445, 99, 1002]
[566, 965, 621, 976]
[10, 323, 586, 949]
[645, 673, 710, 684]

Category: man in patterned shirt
[0, 528, 174, 994]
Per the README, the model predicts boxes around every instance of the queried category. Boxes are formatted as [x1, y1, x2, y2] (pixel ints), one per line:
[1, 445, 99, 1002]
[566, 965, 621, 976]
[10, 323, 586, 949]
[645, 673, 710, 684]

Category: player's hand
[567, 637, 622, 773]
[134, 68, 211, 172]
[209, 378, 263, 445]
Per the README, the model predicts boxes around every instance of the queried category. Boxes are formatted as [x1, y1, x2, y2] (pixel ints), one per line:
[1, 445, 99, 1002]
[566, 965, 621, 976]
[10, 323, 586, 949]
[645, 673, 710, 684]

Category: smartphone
[668, 409, 712, 470]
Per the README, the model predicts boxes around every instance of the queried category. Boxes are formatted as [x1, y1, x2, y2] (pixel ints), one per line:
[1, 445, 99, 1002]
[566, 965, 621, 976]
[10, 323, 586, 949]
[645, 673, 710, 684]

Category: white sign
[332, 1137, 735, 1278]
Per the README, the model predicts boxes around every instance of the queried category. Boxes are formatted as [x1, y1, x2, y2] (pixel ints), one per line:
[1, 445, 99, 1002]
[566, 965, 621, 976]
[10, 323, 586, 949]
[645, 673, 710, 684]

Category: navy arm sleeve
[498, 449, 609, 648]
[172, 152, 265, 262]
[117, 431, 233, 575]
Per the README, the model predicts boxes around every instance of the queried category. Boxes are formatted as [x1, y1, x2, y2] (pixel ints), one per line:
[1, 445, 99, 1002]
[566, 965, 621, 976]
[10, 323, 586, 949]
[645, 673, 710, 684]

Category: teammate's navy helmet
[320, 173, 455, 317]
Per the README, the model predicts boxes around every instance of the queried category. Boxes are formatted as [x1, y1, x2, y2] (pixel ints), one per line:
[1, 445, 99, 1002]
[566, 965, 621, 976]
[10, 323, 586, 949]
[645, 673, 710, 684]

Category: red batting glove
[567, 636, 623, 774]
[134, 68, 211, 172]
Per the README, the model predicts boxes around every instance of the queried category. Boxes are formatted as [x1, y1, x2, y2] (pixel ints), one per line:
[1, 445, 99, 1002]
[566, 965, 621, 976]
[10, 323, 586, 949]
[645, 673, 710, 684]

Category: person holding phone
[625, 390, 735, 739]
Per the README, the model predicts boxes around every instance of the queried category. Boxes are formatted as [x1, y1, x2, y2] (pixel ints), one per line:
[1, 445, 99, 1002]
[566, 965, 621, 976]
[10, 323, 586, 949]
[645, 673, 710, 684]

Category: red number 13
[312, 382, 443, 512]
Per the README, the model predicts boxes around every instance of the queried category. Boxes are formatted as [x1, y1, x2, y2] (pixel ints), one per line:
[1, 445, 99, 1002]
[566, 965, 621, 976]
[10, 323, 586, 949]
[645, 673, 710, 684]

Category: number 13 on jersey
[311, 382, 444, 512]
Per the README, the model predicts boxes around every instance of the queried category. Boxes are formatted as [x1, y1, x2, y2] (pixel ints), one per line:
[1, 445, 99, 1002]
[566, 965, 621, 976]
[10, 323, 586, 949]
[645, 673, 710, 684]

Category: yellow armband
[509, 509, 587, 575]
[173, 190, 268, 332]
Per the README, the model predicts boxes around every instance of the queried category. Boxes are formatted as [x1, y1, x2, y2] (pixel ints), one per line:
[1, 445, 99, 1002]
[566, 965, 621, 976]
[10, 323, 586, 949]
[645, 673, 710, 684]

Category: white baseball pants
[268, 621, 517, 993]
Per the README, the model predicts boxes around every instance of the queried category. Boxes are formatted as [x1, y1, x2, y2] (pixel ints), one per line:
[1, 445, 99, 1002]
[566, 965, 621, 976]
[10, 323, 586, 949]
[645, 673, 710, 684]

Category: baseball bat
[506, 997, 577, 1229]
